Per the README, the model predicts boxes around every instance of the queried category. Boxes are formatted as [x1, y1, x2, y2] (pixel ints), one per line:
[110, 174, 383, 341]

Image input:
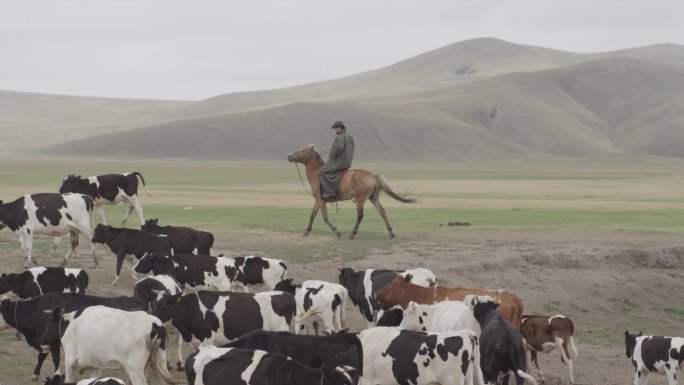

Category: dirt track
[2, 228, 684, 385]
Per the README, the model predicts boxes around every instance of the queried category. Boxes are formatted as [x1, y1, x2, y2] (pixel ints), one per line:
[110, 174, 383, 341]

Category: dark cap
[331, 121, 346, 129]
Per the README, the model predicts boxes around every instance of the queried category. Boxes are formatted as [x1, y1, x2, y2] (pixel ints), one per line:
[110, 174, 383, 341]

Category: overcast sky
[1, 0, 682, 100]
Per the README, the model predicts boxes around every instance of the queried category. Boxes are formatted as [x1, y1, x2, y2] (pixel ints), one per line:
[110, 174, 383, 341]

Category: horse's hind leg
[370, 196, 395, 238]
[319, 202, 341, 238]
[349, 197, 367, 239]
[304, 201, 320, 236]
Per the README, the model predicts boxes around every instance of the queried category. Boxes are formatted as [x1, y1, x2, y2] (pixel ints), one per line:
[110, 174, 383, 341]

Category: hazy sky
[1, 0, 682, 100]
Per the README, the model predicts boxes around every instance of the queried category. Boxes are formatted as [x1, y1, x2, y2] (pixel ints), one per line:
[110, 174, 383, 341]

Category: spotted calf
[625, 330, 684, 385]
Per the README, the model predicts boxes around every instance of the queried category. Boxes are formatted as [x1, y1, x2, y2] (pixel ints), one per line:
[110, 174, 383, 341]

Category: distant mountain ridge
[4, 37, 684, 160]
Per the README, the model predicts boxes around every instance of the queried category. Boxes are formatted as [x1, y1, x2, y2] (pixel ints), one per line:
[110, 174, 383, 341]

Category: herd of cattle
[0, 172, 681, 385]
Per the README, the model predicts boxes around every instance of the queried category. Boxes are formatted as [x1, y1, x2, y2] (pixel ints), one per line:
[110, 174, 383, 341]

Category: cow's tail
[374, 175, 416, 203]
[296, 308, 322, 325]
[132, 171, 153, 197]
[509, 346, 538, 385]
[148, 324, 181, 385]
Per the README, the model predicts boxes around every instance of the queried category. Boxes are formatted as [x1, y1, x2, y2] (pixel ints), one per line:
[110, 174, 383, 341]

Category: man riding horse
[318, 121, 355, 201]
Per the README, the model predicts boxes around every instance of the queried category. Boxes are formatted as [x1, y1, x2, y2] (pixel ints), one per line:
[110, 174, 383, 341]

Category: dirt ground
[2, 228, 684, 385]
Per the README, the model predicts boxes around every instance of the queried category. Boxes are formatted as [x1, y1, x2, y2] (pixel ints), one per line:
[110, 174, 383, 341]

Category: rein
[295, 162, 311, 195]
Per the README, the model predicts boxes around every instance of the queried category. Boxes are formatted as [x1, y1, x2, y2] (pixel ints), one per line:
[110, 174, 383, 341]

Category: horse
[287, 144, 415, 239]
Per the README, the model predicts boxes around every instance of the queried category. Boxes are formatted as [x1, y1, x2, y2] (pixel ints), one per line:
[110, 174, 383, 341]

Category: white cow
[45, 306, 178, 385]
[359, 326, 484, 385]
[0, 193, 97, 267]
[401, 300, 481, 335]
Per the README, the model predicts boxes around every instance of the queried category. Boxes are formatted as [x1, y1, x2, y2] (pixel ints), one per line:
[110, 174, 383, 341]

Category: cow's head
[152, 292, 182, 323]
[337, 267, 358, 288]
[320, 364, 355, 385]
[374, 274, 414, 308]
[401, 301, 427, 331]
[624, 330, 642, 358]
[91, 224, 112, 244]
[133, 253, 168, 274]
[43, 374, 66, 385]
[141, 218, 160, 232]
[59, 175, 87, 194]
[40, 307, 68, 346]
[273, 278, 297, 295]
[466, 295, 499, 327]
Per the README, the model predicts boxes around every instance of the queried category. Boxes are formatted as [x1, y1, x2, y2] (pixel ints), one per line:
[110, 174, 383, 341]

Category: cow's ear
[625, 330, 629, 337]
[638, 331, 643, 336]
[403, 274, 413, 283]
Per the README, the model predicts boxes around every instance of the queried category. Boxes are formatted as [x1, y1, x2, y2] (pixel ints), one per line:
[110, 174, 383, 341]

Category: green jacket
[318, 131, 355, 193]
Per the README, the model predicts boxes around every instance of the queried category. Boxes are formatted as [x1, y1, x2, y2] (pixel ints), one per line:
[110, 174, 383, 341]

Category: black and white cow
[222, 329, 363, 383]
[0, 267, 89, 299]
[274, 278, 347, 335]
[0, 293, 143, 380]
[401, 301, 481, 334]
[186, 345, 356, 385]
[625, 330, 684, 385]
[468, 295, 537, 385]
[40, 306, 177, 385]
[141, 218, 214, 255]
[358, 326, 483, 385]
[44, 374, 125, 385]
[152, 290, 295, 347]
[225, 255, 288, 292]
[133, 275, 185, 371]
[59, 172, 152, 226]
[0, 193, 97, 267]
[133, 253, 287, 292]
[91, 224, 172, 285]
[338, 267, 437, 327]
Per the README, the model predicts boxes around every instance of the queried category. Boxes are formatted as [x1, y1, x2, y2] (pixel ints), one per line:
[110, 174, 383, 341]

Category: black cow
[141, 218, 214, 255]
[222, 329, 363, 383]
[0, 293, 143, 380]
[0, 193, 97, 267]
[44, 374, 125, 385]
[469, 295, 537, 385]
[91, 224, 172, 285]
[0, 267, 89, 299]
[186, 345, 355, 385]
[59, 172, 151, 226]
[625, 330, 684, 385]
[152, 290, 295, 348]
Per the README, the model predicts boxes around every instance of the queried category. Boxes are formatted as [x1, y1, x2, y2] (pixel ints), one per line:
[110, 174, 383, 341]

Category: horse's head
[287, 144, 319, 164]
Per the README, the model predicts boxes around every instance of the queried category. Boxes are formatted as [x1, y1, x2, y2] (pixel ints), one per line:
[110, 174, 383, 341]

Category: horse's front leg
[304, 201, 320, 236]
[319, 202, 341, 238]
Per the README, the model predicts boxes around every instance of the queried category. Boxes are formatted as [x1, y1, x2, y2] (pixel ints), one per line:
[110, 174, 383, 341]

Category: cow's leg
[49, 344, 61, 376]
[47, 236, 63, 259]
[68, 224, 97, 267]
[31, 351, 49, 380]
[128, 195, 145, 226]
[555, 337, 573, 383]
[665, 365, 677, 385]
[20, 231, 35, 267]
[124, 255, 139, 280]
[369, 195, 395, 238]
[304, 201, 319, 236]
[530, 350, 544, 383]
[112, 252, 126, 285]
[64, 356, 75, 383]
[319, 203, 341, 238]
[174, 330, 184, 371]
[634, 369, 649, 385]
[349, 197, 368, 239]
[121, 203, 135, 226]
[333, 305, 343, 331]
[97, 205, 108, 225]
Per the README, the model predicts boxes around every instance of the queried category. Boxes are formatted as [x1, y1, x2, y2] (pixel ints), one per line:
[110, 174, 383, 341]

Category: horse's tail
[374, 175, 416, 203]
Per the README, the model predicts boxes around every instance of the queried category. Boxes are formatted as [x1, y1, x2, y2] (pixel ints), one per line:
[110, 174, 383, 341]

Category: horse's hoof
[302, 232, 310, 237]
[349, 234, 356, 239]
[335, 231, 342, 238]
[61, 260, 67, 267]
[30, 374, 38, 381]
[389, 233, 396, 239]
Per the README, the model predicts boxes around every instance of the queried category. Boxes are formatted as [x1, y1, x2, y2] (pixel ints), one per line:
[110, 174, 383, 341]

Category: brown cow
[374, 274, 524, 328]
[520, 314, 578, 384]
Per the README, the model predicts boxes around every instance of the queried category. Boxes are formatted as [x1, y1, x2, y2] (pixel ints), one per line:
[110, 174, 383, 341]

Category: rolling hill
[4, 37, 684, 161]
